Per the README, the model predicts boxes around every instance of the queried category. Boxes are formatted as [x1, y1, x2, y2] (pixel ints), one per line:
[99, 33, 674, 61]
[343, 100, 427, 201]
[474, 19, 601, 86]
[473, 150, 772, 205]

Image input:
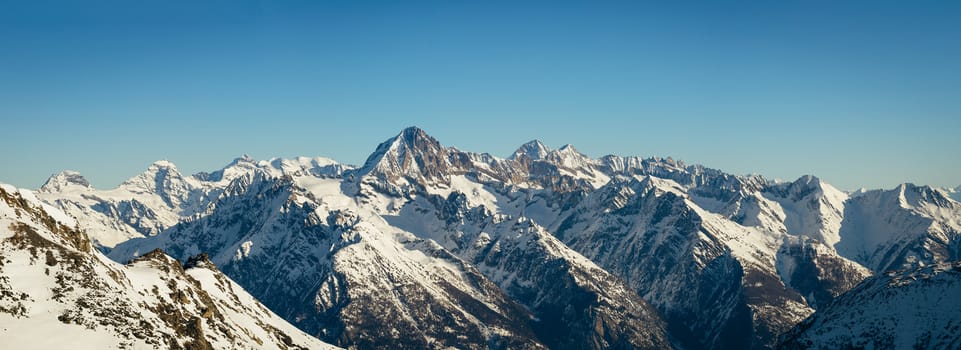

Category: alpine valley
[4, 127, 960, 349]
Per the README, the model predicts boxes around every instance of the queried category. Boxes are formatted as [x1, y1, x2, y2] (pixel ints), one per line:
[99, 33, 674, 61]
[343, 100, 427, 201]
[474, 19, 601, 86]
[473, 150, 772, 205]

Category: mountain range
[4, 126, 960, 349]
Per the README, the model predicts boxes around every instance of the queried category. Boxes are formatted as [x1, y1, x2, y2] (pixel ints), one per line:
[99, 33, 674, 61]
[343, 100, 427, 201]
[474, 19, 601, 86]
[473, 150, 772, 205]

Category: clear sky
[1, 1, 959, 191]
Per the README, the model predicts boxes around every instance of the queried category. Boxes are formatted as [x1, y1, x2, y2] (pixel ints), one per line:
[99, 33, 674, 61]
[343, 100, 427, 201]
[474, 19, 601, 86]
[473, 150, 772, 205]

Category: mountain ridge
[22, 126, 961, 350]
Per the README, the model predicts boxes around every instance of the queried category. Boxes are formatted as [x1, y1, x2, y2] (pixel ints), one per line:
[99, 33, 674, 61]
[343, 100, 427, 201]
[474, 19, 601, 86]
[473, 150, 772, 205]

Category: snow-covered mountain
[0, 183, 339, 349]
[835, 183, 961, 272]
[109, 130, 674, 349]
[27, 126, 961, 349]
[36, 156, 351, 247]
[111, 172, 552, 349]
[780, 261, 961, 349]
[352, 132, 671, 348]
[548, 174, 871, 349]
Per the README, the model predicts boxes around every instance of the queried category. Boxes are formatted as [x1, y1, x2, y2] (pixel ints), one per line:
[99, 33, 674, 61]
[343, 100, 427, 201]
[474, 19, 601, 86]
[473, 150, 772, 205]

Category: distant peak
[558, 144, 577, 152]
[552, 144, 588, 158]
[354, 126, 455, 185]
[894, 183, 954, 208]
[39, 170, 92, 192]
[360, 126, 442, 169]
[119, 160, 188, 193]
[150, 159, 178, 169]
[141, 160, 182, 178]
[399, 126, 427, 137]
[795, 175, 822, 186]
[524, 139, 548, 147]
[394, 126, 437, 148]
[228, 154, 257, 166]
[510, 140, 552, 160]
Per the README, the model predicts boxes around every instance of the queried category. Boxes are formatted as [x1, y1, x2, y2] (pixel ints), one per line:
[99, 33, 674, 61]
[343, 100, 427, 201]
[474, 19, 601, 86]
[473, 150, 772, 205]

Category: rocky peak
[795, 174, 821, 186]
[510, 140, 552, 160]
[130, 247, 177, 264]
[544, 144, 594, 170]
[117, 161, 196, 210]
[184, 253, 217, 270]
[362, 127, 444, 166]
[1, 184, 89, 252]
[397, 126, 435, 146]
[220, 168, 281, 198]
[769, 175, 825, 201]
[39, 170, 91, 193]
[122, 160, 185, 188]
[355, 126, 456, 188]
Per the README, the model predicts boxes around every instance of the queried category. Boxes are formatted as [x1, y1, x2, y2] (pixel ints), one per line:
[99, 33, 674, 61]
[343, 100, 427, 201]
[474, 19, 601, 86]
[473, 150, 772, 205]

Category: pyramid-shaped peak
[511, 140, 552, 160]
[120, 159, 189, 194]
[400, 125, 427, 137]
[356, 126, 453, 183]
[39, 170, 92, 192]
[794, 175, 823, 186]
[395, 126, 439, 147]
[552, 144, 590, 159]
[362, 127, 442, 165]
[139, 160, 183, 179]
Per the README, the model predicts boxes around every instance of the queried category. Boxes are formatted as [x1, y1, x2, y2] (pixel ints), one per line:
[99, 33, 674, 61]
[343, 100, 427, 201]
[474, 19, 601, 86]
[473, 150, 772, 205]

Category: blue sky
[1, 1, 959, 190]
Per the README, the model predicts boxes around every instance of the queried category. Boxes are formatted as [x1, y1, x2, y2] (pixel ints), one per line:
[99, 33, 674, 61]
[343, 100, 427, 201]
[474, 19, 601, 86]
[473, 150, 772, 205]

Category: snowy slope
[835, 183, 961, 272]
[0, 183, 338, 349]
[111, 171, 548, 349]
[780, 261, 961, 349]
[762, 175, 848, 247]
[384, 191, 672, 349]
